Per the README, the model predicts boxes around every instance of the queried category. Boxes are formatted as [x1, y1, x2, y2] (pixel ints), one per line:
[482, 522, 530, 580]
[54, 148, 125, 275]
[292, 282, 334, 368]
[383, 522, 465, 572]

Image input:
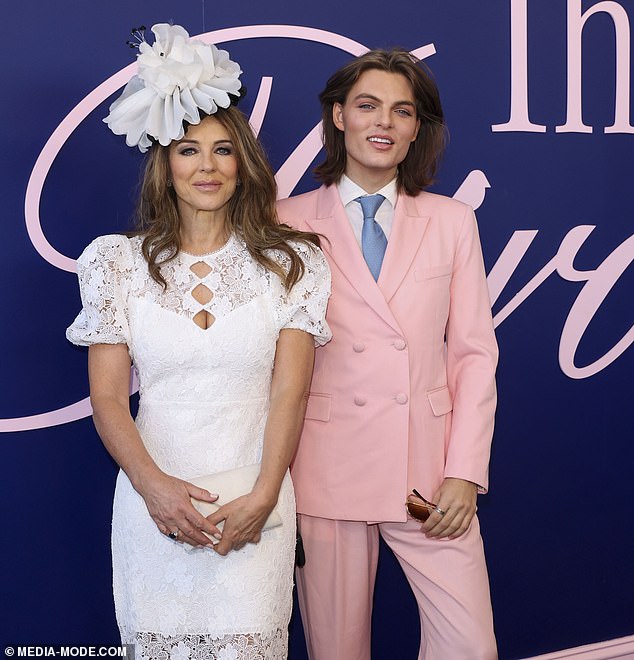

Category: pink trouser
[296, 513, 497, 660]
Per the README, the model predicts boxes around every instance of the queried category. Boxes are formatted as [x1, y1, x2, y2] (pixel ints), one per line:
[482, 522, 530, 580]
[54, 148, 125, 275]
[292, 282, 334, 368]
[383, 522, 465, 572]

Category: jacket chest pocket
[414, 264, 452, 281]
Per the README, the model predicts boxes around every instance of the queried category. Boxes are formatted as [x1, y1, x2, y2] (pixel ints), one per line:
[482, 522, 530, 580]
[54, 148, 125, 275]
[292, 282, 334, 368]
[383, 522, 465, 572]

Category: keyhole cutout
[189, 261, 215, 329]
[192, 283, 213, 305]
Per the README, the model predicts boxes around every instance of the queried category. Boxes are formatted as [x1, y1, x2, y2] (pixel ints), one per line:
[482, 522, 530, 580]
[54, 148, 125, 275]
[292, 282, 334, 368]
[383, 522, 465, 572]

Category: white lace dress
[66, 233, 331, 659]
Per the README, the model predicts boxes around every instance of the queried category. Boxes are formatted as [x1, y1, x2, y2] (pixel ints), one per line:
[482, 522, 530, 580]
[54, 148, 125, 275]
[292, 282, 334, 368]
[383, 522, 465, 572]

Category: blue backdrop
[2, 2, 633, 659]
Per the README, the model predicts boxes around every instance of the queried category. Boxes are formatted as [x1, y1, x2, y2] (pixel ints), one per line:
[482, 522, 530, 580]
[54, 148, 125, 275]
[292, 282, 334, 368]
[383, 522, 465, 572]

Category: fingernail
[213, 533, 222, 540]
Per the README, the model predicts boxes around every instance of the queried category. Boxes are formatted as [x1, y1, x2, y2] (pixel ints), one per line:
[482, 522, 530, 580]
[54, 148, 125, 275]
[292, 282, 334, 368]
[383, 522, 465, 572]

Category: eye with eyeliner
[176, 143, 233, 157]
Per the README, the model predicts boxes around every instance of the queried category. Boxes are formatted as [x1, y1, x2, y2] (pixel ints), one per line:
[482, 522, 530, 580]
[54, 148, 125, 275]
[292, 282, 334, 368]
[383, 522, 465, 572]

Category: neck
[179, 210, 230, 255]
[344, 167, 396, 194]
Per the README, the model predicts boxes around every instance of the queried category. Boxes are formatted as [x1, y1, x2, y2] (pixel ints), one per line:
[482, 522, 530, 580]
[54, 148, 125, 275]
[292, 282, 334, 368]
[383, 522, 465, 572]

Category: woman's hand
[136, 468, 223, 548]
[206, 491, 276, 556]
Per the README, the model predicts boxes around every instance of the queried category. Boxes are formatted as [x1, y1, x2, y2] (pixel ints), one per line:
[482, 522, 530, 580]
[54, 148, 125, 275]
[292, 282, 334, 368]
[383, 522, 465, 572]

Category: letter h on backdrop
[493, 0, 634, 133]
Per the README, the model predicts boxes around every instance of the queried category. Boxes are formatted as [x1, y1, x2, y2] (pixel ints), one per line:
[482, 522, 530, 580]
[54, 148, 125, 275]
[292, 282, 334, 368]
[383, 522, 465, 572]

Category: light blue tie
[356, 194, 387, 280]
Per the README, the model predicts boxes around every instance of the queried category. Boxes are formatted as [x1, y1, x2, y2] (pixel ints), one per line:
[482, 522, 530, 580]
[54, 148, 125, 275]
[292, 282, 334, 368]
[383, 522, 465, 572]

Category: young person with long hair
[278, 48, 498, 659]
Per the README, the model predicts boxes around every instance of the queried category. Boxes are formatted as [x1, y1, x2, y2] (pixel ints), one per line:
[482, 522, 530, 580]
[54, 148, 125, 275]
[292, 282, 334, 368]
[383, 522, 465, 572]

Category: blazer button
[354, 395, 367, 406]
[353, 342, 366, 353]
[395, 393, 408, 405]
[394, 338, 407, 351]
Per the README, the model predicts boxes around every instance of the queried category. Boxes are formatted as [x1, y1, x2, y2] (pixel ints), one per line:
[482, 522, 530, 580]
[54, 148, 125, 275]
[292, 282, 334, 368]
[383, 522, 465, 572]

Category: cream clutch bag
[189, 463, 283, 532]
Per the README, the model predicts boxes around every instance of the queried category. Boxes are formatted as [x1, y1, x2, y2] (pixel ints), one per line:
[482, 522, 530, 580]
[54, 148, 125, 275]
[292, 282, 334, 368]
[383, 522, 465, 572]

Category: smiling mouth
[368, 137, 394, 145]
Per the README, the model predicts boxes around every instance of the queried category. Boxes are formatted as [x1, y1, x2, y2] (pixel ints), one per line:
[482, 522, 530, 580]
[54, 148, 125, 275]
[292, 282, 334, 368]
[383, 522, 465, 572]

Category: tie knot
[356, 194, 385, 220]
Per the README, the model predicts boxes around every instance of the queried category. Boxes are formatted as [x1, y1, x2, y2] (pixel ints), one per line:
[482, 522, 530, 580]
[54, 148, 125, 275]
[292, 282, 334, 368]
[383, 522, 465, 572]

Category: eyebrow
[177, 138, 234, 146]
[351, 93, 416, 108]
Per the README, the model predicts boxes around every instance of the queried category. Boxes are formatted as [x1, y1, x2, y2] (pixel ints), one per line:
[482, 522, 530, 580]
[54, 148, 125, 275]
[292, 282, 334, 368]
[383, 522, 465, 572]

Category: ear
[333, 103, 345, 131]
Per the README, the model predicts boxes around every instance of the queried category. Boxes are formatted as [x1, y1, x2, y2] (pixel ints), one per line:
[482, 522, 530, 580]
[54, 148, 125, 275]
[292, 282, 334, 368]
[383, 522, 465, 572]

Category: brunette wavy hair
[315, 48, 446, 194]
[134, 105, 320, 289]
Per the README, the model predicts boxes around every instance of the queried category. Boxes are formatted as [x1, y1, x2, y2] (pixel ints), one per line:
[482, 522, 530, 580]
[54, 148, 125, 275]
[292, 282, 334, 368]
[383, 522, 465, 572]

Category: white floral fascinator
[104, 24, 243, 152]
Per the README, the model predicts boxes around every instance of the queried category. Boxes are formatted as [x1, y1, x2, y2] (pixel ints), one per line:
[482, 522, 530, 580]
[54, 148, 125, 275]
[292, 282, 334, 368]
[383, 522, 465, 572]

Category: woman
[67, 24, 330, 659]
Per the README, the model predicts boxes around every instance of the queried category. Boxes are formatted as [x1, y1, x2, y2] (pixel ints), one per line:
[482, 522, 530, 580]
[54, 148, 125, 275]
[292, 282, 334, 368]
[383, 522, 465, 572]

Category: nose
[376, 108, 393, 128]
[199, 150, 217, 172]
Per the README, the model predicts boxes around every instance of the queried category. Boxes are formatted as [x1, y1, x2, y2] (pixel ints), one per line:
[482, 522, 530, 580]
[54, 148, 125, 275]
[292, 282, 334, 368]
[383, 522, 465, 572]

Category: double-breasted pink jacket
[277, 184, 498, 523]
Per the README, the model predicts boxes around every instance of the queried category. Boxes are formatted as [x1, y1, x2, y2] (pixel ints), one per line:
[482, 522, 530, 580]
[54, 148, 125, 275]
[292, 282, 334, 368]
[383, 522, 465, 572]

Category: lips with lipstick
[193, 180, 223, 191]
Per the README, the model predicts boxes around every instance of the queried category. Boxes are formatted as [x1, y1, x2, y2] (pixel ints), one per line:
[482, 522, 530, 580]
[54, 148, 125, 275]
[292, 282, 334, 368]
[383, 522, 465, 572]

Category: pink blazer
[277, 185, 498, 522]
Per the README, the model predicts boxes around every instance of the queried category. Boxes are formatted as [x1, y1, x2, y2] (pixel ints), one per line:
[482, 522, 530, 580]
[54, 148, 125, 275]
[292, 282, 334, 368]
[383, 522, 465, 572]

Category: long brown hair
[315, 49, 446, 194]
[134, 105, 320, 289]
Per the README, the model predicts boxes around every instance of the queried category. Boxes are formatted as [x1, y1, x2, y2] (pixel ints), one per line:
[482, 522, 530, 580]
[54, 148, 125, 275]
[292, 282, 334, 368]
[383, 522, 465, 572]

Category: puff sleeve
[277, 241, 332, 346]
[66, 234, 133, 346]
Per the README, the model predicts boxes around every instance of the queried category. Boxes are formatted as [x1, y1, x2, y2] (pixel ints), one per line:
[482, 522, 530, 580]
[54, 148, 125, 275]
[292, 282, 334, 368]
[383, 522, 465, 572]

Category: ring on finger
[434, 506, 447, 516]
[168, 529, 180, 540]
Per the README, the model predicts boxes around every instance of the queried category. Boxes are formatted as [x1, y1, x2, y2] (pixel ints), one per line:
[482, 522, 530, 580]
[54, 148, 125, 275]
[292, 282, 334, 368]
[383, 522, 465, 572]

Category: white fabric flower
[104, 23, 242, 152]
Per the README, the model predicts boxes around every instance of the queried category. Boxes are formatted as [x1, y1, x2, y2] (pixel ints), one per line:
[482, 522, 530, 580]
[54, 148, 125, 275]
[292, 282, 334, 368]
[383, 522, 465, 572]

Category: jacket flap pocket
[426, 386, 453, 417]
[305, 392, 331, 422]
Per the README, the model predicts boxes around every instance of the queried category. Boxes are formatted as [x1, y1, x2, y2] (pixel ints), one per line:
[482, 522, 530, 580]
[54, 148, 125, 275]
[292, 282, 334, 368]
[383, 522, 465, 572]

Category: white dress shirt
[337, 175, 398, 250]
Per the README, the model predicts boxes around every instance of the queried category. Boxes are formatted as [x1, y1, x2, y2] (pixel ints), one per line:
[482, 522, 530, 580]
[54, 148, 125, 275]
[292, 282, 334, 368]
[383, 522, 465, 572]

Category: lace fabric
[67, 233, 331, 655]
[132, 630, 287, 660]
[67, 233, 331, 348]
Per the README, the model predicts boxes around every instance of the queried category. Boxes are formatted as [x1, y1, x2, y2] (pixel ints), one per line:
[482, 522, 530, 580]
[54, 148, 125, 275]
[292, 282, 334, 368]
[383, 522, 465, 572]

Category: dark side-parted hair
[315, 49, 446, 195]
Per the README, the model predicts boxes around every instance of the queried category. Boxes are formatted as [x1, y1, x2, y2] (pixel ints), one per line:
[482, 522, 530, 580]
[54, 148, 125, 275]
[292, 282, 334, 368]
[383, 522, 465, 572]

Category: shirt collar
[338, 174, 398, 209]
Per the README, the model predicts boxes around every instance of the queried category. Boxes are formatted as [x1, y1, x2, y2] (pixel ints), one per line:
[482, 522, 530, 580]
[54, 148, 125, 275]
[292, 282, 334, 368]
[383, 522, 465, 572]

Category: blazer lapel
[378, 194, 430, 303]
[304, 186, 402, 333]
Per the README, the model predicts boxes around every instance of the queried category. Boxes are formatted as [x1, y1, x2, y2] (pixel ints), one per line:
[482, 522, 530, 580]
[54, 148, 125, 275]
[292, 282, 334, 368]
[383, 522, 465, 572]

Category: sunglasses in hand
[406, 489, 439, 522]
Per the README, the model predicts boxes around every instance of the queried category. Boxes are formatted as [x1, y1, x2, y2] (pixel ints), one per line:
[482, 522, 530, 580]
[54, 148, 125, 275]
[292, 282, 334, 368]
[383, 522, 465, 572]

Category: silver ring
[434, 506, 447, 516]
[168, 530, 179, 540]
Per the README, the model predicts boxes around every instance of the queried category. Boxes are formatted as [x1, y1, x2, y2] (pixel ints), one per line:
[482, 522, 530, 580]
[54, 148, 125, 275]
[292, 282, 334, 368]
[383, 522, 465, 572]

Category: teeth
[368, 137, 393, 144]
